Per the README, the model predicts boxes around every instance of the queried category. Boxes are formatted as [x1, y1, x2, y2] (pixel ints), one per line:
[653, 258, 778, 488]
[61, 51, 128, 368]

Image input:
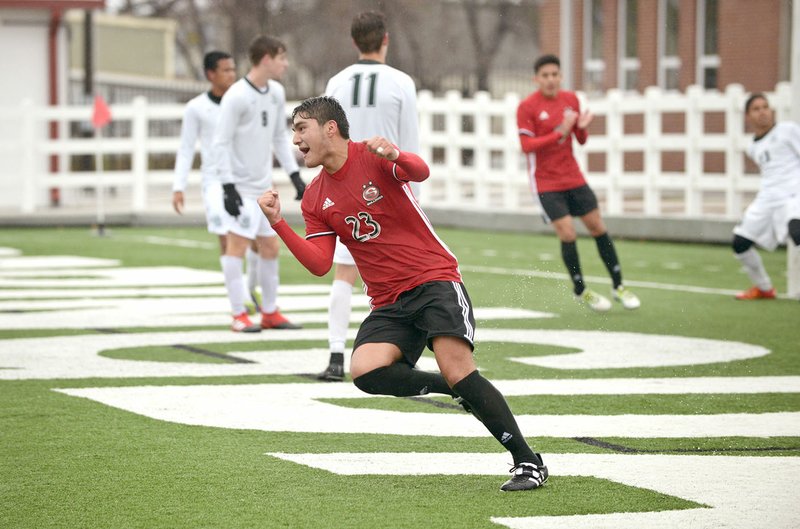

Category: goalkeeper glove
[289, 171, 306, 200]
[222, 183, 243, 217]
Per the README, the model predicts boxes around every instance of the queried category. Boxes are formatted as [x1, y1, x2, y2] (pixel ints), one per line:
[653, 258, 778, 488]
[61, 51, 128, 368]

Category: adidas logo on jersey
[322, 197, 335, 210]
[538, 110, 549, 121]
[500, 432, 513, 444]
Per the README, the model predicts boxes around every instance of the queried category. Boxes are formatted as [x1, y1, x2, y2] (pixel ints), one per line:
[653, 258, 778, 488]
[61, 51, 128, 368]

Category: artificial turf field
[0, 226, 798, 528]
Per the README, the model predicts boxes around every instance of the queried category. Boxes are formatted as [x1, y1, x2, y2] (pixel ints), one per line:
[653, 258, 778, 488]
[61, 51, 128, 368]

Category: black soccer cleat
[317, 362, 345, 382]
[500, 457, 549, 492]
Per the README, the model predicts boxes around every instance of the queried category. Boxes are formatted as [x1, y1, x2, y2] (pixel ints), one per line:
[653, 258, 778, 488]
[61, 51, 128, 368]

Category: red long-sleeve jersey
[272, 141, 461, 308]
[517, 90, 588, 193]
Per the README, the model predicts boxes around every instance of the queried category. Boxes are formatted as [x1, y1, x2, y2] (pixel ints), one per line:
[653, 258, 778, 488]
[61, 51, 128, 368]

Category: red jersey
[516, 90, 588, 193]
[300, 141, 461, 308]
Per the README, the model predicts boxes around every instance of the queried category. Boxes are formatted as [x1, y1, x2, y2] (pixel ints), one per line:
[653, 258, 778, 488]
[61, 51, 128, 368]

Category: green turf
[1, 226, 798, 528]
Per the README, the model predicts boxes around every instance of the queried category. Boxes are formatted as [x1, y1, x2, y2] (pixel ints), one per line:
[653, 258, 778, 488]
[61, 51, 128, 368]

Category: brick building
[537, 0, 791, 94]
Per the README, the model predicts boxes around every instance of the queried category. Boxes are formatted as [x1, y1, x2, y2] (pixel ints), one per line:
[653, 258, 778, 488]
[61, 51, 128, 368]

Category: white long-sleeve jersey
[325, 60, 419, 153]
[211, 77, 299, 198]
[172, 92, 221, 192]
[748, 121, 800, 199]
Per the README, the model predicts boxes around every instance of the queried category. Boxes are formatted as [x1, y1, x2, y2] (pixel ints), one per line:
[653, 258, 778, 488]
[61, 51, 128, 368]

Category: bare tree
[462, 0, 515, 92]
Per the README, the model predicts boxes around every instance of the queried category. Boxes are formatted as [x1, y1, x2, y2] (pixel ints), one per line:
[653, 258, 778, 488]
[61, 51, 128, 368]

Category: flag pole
[91, 94, 111, 236]
[94, 125, 105, 236]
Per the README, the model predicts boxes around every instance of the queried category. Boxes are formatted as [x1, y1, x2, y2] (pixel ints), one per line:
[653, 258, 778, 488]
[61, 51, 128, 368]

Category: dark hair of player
[534, 54, 561, 73]
[248, 35, 287, 66]
[292, 96, 351, 140]
[744, 92, 768, 114]
[203, 51, 232, 77]
[351, 11, 386, 54]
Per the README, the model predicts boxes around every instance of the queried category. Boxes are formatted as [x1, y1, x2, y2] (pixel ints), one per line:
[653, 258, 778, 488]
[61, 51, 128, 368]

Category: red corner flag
[91, 94, 112, 129]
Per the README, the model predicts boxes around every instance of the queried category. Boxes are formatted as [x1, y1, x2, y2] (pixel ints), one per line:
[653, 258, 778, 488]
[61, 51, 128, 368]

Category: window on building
[696, 0, 720, 89]
[618, 0, 640, 91]
[583, 0, 605, 93]
[658, 0, 681, 91]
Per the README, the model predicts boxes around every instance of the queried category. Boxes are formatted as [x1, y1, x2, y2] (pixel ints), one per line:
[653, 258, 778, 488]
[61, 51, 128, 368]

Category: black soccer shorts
[538, 184, 599, 222]
[353, 280, 476, 365]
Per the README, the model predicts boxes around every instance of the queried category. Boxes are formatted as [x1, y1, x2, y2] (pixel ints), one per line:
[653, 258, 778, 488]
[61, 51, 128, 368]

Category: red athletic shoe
[735, 286, 776, 300]
[261, 309, 302, 329]
[232, 312, 261, 332]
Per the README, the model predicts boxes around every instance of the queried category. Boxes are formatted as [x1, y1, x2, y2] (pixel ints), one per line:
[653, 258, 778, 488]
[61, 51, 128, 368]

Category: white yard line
[267, 452, 800, 529]
[461, 264, 796, 298]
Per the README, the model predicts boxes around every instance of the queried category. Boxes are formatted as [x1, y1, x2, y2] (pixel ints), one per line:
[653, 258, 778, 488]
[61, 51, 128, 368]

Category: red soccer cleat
[735, 286, 776, 300]
[232, 312, 261, 333]
[260, 309, 302, 330]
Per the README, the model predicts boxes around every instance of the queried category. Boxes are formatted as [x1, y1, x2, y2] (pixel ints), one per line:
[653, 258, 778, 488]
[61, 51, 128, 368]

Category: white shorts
[201, 183, 233, 236]
[228, 194, 276, 240]
[333, 237, 356, 266]
[734, 191, 800, 251]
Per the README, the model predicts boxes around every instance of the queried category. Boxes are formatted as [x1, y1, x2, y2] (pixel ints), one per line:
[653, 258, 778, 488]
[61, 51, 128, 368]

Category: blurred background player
[259, 96, 548, 492]
[210, 35, 306, 332]
[732, 93, 800, 300]
[171, 51, 262, 316]
[317, 11, 420, 380]
[517, 54, 640, 312]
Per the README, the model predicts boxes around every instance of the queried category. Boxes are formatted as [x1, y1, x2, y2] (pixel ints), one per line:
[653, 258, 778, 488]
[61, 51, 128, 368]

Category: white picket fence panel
[0, 83, 792, 218]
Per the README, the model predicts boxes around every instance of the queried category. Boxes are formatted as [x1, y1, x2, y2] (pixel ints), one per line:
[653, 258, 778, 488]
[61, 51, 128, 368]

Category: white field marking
[461, 264, 754, 297]
[267, 452, 800, 529]
[703, 265, 722, 273]
[482, 249, 498, 257]
[0, 285, 332, 299]
[0, 266, 222, 288]
[0, 247, 22, 257]
[537, 253, 555, 260]
[662, 262, 684, 270]
[0, 296, 551, 329]
[499, 329, 769, 369]
[55, 382, 800, 437]
[0, 256, 120, 270]
[0, 328, 767, 376]
[139, 235, 217, 250]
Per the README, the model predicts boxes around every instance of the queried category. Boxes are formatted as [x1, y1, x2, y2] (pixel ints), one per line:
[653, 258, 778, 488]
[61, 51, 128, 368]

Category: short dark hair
[292, 96, 350, 140]
[744, 92, 768, 113]
[351, 11, 386, 54]
[248, 35, 286, 66]
[534, 54, 560, 73]
[203, 51, 231, 76]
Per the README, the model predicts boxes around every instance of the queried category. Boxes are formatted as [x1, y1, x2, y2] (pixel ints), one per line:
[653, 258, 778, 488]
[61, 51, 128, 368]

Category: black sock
[453, 370, 540, 466]
[329, 352, 344, 365]
[594, 232, 623, 289]
[561, 240, 584, 295]
[352, 363, 455, 397]
[789, 219, 800, 246]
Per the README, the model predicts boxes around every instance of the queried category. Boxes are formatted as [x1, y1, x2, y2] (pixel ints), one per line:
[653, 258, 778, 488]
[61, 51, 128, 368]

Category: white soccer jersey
[325, 60, 419, 153]
[172, 92, 222, 192]
[747, 121, 800, 198]
[211, 77, 299, 197]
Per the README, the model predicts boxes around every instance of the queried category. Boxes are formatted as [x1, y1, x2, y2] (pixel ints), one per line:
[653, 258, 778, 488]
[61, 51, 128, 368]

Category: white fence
[0, 83, 792, 218]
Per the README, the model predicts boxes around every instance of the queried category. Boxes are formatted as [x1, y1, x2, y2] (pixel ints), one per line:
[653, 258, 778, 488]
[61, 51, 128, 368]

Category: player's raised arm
[257, 190, 335, 276]
[362, 137, 429, 182]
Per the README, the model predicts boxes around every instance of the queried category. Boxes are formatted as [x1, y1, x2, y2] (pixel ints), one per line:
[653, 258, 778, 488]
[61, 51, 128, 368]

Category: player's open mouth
[299, 146, 310, 156]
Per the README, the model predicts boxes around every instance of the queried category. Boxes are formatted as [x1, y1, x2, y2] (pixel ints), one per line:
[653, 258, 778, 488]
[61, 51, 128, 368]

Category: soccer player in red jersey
[257, 96, 547, 492]
[517, 54, 640, 312]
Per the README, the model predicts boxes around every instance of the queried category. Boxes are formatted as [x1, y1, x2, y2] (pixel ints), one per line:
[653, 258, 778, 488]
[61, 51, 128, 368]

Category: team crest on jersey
[538, 110, 549, 120]
[362, 181, 383, 206]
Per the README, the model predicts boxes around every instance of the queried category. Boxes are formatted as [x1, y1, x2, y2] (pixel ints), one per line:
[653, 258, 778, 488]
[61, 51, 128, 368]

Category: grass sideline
[1, 226, 798, 528]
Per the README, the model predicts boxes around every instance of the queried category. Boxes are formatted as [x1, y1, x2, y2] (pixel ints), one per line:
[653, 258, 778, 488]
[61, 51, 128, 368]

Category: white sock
[221, 255, 246, 315]
[258, 257, 279, 313]
[735, 248, 772, 291]
[246, 246, 259, 293]
[328, 279, 353, 353]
